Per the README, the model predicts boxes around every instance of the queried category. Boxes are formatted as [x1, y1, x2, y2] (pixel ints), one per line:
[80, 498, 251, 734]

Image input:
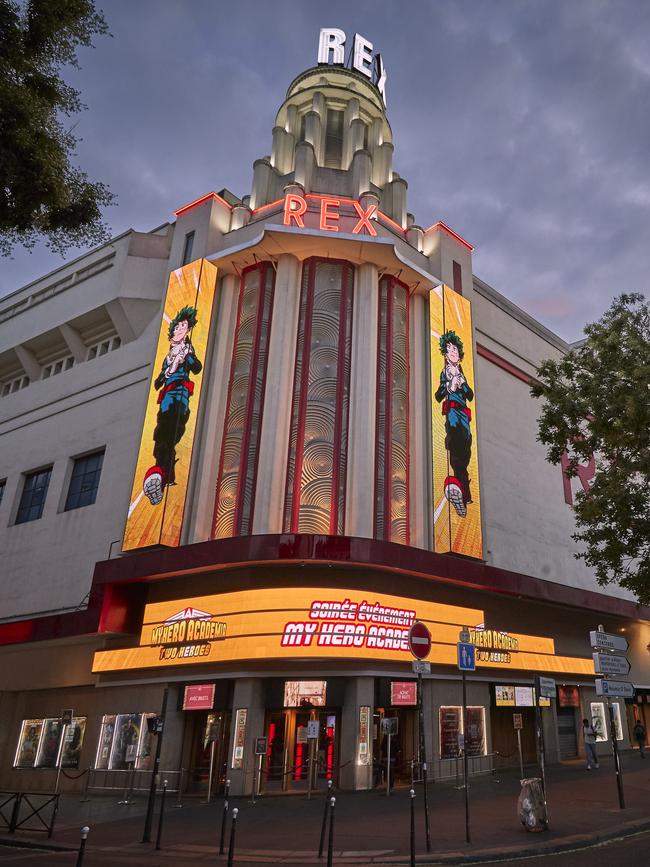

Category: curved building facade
[1, 34, 649, 796]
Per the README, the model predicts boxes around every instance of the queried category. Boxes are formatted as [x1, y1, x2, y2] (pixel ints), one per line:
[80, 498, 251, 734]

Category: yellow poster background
[123, 259, 218, 550]
[429, 285, 483, 558]
[92, 586, 593, 676]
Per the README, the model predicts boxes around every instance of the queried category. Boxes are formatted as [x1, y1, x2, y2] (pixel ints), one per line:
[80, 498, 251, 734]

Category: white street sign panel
[513, 713, 523, 730]
[307, 720, 320, 739]
[590, 631, 629, 653]
[412, 660, 431, 675]
[537, 677, 556, 699]
[595, 679, 634, 698]
[593, 653, 631, 677]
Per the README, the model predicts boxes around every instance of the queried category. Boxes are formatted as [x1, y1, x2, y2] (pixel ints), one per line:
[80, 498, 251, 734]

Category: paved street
[1, 753, 649, 865]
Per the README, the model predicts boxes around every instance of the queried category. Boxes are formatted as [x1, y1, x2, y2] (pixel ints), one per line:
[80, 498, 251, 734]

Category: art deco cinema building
[1, 31, 649, 796]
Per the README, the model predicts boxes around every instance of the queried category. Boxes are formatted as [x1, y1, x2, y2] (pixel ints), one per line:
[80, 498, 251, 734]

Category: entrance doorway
[557, 707, 578, 759]
[263, 709, 339, 792]
[186, 711, 231, 797]
[373, 707, 418, 787]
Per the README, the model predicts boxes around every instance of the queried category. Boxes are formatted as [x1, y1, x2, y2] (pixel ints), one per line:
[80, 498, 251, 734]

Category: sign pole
[417, 672, 431, 852]
[307, 737, 315, 801]
[54, 724, 69, 795]
[517, 729, 524, 780]
[142, 687, 168, 844]
[462, 667, 470, 843]
[607, 699, 625, 809]
[206, 740, 216, 804]
[386, 731, 391, 797]
[533, 676, 549, 827]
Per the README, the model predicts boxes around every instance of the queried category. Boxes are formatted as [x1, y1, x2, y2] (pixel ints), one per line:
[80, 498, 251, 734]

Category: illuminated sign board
[92, 587, 594, 678]
[182, 684, 215, 711]
[469, 628, 519, 665]
[282, 193, 377, 236]
[123, 259, 218, 550]
[430, 285, 483, 559]
[317, 28, 387, 105]
[391, 682, 417, 706]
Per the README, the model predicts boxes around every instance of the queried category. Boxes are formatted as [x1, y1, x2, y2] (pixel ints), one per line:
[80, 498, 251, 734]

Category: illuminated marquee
[469, 628, 519, 665]
[92, 587, 594, 677]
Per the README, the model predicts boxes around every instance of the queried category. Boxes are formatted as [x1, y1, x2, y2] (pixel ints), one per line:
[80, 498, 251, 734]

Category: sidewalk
[2, 752, 650, 864]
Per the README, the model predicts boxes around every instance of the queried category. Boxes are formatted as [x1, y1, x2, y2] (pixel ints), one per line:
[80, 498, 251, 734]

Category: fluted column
[252, 254, 302, 534]
[184, 273, 240, 543]
[345, 263, 379, 539]
[408, 291, 431, 550]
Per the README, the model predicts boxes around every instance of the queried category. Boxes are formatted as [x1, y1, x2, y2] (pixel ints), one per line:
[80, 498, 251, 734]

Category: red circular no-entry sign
[408, 621, 432, 660]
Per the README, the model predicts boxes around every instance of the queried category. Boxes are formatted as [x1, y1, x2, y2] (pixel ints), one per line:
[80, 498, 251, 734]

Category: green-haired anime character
[143, 305, 202, 506]
[434, 330, 474, 517]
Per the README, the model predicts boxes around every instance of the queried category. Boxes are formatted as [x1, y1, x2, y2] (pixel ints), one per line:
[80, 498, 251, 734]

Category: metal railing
[82, 768, 183, 803]
[0, 792, 60, 837]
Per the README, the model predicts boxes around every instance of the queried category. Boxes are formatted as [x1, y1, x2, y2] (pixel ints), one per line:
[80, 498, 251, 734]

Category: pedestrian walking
[582, 718, 599, 769]
[633, 720, 646, 758]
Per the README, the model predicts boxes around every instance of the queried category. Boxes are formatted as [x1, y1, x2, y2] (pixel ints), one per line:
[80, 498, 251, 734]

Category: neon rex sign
[318, 28, 387, 105]
[283, 193, 377, 236]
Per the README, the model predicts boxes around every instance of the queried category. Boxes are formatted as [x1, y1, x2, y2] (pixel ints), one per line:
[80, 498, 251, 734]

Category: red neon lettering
[352, 201, 377, 236]
[319, 198, 340, 232]
[283, 194, 307, 227]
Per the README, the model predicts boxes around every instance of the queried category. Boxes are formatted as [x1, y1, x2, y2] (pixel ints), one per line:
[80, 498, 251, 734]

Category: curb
[0, 835, 76, 852]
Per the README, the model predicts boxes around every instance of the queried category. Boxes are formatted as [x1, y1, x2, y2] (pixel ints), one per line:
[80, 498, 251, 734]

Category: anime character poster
[123, 259, 218, 550]
[429, 285, 483, 559]
[15, 719, 43, 767]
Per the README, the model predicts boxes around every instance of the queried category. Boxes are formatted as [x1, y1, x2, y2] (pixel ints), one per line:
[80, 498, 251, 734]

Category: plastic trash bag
[517, 777, 548, 832]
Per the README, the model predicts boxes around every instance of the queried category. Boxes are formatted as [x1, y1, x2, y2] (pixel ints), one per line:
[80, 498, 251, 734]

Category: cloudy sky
[3, 0, 649, 341]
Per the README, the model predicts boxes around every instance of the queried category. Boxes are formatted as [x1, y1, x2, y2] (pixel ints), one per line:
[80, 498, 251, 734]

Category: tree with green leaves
[0, 0, 113, 256]
[531, 294, 650, 602]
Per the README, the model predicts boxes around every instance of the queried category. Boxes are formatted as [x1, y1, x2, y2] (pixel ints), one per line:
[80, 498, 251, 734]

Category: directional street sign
[589, 631, 629, 653]
[412, 660, 431, 675]
[408, 621, 432, 660]
[457, 642, 476, 672]
[537, 677, 556, 699]
[595, 679, 635, 698]
[593, 652, 631, 677]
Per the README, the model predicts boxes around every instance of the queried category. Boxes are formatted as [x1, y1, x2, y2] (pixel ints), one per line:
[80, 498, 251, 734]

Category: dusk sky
[2, 0, 649, 342]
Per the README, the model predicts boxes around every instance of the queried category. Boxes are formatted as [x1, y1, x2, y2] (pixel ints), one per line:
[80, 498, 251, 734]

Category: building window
[324, 109, 344, 167]
[15, 467, 52, 524]
[213, 262, 276, 538]
[283, 258, 354, 534]
[1, 375, 29, 396]
[181, 231, 195, 265]
[14, 717, 86, 769]
[452, 260, 463, 295]
[64, 450, 104, 511]
[0, 479, 5, 506]
[375, 276, 409, 544]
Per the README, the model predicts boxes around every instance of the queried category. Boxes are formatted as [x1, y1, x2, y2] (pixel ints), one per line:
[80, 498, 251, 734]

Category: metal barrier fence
[82, 768, 183, 802]
[0, 792, 60, 837]
[429, 752, 496, 784]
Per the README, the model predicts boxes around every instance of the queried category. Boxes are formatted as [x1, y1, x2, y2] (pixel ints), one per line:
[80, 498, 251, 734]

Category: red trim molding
[476, 343, 538, 386]
[91, 533, 650, 622]
[424, 221, 474, 252]
[175, 191, 233, 217]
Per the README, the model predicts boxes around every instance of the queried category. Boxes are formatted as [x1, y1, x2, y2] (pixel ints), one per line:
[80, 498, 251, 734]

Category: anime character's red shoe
[143, 465, 165, 506]
[444, 475, 467, 518]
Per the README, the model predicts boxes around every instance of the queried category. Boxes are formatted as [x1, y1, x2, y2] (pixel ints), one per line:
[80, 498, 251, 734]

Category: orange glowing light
[283, 194, 307, 227]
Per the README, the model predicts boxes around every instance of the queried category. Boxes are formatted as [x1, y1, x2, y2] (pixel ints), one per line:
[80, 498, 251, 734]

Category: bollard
[219, 778, 231, 855]
[155, 779, 168, 851]
[76, 825, 90, 867]
[318, 779, 333, 858]
[80, 768, 91, 803]
[227, 807, 238, 867]
[326, 796, 335, 867]
[409, 789, 416, 867]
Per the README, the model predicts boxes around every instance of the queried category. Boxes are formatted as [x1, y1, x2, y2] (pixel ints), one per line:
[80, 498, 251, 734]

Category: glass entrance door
[263, 709, 339, 792]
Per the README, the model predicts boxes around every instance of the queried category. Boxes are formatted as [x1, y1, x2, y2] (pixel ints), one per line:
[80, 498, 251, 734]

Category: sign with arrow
[589, 631, 629, 653]
[593, 653, 631, 677]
